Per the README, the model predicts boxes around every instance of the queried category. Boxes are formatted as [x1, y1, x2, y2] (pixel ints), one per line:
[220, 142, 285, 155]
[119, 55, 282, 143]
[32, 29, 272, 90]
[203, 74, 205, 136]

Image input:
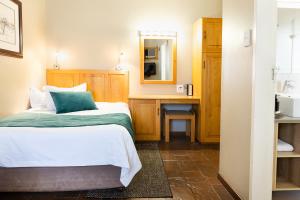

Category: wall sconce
[139, 30, 177, 37]
[116, 52, 128, 71]
[53, 51, 65, 70]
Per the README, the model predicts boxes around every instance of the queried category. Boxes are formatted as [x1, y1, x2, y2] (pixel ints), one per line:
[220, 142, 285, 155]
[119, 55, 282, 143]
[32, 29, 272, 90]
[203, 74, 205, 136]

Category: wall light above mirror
[139, 31, 177, 84]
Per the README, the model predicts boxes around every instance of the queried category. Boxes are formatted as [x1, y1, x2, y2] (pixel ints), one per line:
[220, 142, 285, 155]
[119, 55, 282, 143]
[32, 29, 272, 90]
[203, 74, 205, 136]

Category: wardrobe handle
[157, 107, 160, 116]
[203, 61, 206, 69]
[203, 31, 207, 39]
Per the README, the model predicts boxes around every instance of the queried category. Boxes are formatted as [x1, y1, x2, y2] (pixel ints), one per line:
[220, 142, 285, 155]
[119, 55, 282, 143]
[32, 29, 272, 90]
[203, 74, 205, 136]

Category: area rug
[84, 143, 172, 199]
[56, 143, 172, 199]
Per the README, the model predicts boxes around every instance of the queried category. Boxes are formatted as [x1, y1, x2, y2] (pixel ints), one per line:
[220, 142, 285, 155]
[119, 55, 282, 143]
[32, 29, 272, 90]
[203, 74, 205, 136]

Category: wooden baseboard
[217, 174, 241, 200]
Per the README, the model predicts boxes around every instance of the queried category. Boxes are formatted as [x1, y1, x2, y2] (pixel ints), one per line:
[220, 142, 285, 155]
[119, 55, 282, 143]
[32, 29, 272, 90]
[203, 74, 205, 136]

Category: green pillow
[50, 91, 97, 114]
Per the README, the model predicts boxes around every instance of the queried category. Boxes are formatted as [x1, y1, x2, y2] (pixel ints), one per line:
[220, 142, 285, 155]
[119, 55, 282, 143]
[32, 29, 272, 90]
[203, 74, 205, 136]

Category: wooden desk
[129, 95, 201, 141]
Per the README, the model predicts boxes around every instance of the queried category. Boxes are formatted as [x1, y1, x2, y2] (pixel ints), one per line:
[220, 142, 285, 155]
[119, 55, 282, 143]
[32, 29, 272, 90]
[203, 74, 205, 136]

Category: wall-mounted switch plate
[243, 29, 252, 47]
[177, 85, 184, 94]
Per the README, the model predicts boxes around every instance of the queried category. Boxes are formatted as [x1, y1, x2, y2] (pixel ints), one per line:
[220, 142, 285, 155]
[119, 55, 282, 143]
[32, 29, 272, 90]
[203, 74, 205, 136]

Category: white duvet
[0, 102, 142, 187]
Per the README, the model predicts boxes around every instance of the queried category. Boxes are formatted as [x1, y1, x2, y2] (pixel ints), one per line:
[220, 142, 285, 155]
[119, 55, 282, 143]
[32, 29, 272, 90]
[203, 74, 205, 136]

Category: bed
[0, 70, 142, 192]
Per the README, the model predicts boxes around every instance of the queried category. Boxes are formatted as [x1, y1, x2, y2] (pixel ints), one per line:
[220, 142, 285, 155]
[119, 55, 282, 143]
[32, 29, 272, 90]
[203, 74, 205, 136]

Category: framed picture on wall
[0, 0, 23, 58]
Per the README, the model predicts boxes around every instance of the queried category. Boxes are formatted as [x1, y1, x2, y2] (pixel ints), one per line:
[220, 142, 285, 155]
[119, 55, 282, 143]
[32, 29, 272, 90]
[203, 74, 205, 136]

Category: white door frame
[249, 0, 277, 199]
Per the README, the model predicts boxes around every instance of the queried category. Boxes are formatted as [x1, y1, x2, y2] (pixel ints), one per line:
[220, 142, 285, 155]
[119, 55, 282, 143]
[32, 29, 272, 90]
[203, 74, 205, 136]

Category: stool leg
[186, 120, 191, 136]
[191, 117, 195, 143]
[165, 116, 170, 143]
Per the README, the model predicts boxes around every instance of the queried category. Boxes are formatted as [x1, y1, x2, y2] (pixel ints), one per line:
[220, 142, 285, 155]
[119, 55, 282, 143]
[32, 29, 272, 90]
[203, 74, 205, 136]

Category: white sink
[278, 94, 300, 117]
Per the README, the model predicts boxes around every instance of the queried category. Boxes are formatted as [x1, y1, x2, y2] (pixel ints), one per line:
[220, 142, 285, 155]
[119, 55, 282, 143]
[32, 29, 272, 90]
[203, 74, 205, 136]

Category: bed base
[0, 165, 122, 192]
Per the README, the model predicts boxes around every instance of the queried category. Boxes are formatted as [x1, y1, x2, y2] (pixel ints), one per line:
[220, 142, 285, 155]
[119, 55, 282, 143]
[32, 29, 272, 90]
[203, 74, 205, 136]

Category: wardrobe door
[201, 53, 222, 143]
[202, 18, 222, 53]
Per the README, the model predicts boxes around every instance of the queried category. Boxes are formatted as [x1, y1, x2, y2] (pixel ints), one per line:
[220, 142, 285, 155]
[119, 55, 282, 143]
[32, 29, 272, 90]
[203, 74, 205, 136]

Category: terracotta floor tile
[182, 170, 206, 182]
[187, 152, 209, 162]
[193, 192, 221, 200]
[160, 151, 178, 161]
[197, 164, 219, 178]
[213, 185, 234, 200]
[187, 181, 213, 192]
[206, 177, 222, 186]
[168, 177, 187, 187]
[163, 160, 183, 178]
[171, 185, 195, 200]
[179, 160, 207, 171]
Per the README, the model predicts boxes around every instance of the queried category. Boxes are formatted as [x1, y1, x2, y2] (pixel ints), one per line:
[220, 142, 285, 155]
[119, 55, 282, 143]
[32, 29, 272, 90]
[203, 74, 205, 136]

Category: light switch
[176, 85, 184, 94]
[243, 29, 252, 47]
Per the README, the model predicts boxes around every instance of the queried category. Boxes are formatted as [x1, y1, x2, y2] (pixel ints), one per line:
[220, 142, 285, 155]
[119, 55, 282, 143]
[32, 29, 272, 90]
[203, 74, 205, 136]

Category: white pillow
[43, 83, 87, 111]
[29, 88, 47, 109]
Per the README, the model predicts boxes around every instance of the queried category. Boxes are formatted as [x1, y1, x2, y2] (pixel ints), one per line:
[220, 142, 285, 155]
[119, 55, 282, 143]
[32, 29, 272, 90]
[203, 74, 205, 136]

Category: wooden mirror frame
[140, 36, 177, 84]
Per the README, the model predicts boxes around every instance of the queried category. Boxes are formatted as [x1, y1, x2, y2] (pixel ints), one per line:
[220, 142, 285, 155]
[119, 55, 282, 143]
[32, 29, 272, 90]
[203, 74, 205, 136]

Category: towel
[278, 139, 294, 152]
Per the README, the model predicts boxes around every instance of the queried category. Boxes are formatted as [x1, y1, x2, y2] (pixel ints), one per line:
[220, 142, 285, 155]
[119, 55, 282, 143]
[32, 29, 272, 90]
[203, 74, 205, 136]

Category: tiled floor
[0, 133, 233, 200]
[158, 133, 233, 200]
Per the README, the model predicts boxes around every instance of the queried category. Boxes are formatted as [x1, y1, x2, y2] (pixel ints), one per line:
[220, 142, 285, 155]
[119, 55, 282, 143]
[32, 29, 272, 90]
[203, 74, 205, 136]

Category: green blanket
[0, 113, 134, 140]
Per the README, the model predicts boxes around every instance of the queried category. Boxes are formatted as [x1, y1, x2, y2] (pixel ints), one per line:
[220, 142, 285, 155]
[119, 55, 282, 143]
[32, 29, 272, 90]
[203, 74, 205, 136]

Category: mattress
[0, 102, 141, 187]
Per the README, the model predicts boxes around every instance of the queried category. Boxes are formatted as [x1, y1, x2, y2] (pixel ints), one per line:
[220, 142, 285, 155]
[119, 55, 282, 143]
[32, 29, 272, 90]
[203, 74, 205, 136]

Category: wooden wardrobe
[192, 18, 222, 143]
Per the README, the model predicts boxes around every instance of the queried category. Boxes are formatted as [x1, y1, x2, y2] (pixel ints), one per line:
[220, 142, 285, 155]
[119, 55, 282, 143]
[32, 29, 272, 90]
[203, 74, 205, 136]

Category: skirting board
[217, 174, 241, 200]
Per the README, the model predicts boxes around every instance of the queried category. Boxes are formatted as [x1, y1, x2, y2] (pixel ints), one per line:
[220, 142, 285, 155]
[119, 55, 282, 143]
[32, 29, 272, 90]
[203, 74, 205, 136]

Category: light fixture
[138, 30, 177, 37]
[53, 51, 65, 70]
[116, 52, 128, 71]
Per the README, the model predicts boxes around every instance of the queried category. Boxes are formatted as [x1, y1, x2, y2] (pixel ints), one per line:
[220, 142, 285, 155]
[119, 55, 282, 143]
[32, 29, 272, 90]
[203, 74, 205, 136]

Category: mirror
[140, 36, 177, 84]
[277, 8, 300, 73]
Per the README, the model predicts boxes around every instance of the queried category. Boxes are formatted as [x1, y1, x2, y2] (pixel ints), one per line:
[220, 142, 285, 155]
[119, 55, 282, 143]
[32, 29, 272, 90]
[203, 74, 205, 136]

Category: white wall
[44, 0, 222, 95]
[219, 0, 254, 198]
[0, 0, 46, 116]
[220, 0, 276, 199]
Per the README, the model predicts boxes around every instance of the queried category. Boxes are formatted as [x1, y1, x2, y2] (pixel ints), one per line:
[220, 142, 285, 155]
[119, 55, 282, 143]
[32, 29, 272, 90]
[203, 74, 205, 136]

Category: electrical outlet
[176, 85, 184, 94]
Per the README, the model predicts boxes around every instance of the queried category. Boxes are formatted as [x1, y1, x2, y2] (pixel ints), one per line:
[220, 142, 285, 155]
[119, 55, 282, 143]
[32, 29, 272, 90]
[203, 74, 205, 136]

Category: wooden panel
[107, 73, 129, 103]
[273, 123, 279, 190]
[275, 158, 300, 191]
[129, 99, 160, 141]
[276, 114, 300, 123]
[201, 53, 222, 143]
[278, 124, 300, 155]
[202, 18, 222, 53]
[46, 71, 79, 88]
[79, 72, 107, 102]
[160, 99, 200, 104]
[192, 18, 203, 98]
[192, 17, 222, 143]
[129, 95, 200, 101]
[273, 123, 300, 191]
[278, 152, 300, 158]
[46, 70, 129, 102]
[275, 178, 300, 191]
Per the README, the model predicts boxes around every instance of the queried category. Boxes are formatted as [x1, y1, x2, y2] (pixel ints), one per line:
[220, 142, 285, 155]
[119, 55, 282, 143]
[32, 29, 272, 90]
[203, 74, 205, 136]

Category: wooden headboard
[46, 69, 129, 103]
